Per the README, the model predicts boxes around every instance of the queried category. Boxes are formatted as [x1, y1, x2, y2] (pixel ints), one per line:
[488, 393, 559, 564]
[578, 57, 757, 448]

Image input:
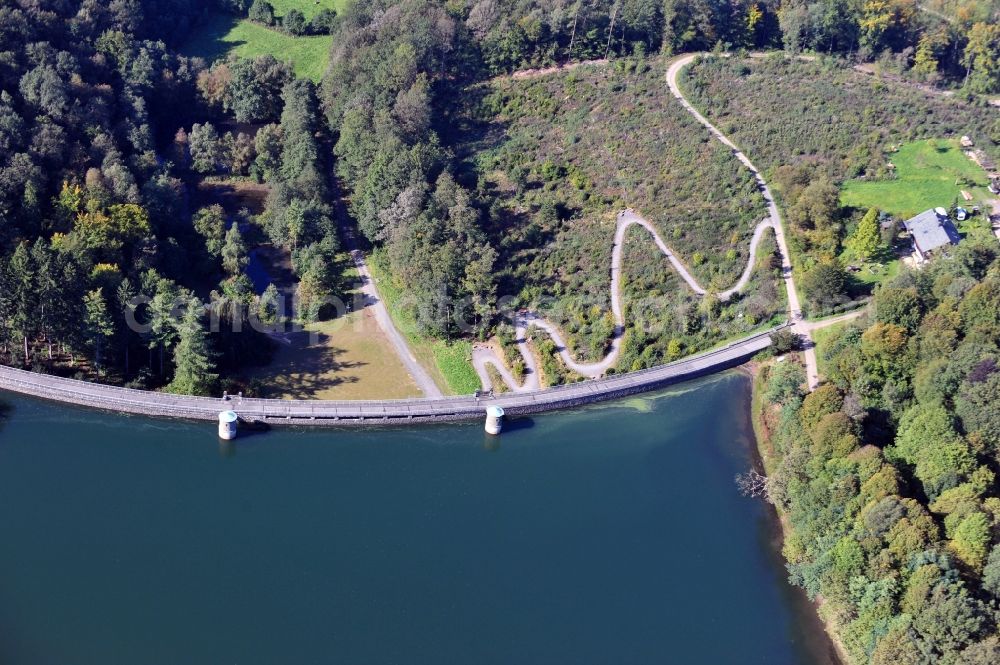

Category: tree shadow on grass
[182, 12, 245, 64]
[258, 332, 367, 397]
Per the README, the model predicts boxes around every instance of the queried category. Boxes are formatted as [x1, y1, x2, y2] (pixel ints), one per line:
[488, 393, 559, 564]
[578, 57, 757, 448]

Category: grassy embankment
[182, 1, 346, 81]
[368, 250, 481, 396]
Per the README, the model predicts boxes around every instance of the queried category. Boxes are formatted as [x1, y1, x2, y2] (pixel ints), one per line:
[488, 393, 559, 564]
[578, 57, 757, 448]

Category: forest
[757, 232, 1000, 663]
[1, 2, 999, 659]
[0, 0, 341, 395]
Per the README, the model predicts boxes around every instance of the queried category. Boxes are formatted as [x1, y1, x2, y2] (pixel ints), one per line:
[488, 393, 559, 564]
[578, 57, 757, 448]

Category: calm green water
[0, 373, 835, 665]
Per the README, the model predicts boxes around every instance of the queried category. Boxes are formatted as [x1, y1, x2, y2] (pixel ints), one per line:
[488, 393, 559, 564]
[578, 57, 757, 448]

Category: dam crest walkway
[0, 327, 781, 426]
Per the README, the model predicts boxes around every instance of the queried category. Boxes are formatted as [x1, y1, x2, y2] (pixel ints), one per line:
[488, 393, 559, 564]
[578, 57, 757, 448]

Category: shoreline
[745, 362, 848, 665]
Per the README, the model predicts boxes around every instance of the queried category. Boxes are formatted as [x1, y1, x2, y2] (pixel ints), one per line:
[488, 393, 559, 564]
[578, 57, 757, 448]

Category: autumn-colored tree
[848, 207, 881, 261]
[963, 22, 1000, 94]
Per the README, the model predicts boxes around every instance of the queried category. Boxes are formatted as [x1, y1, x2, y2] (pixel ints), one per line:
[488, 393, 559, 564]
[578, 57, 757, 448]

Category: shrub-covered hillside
[759, 234, 1000, 664]
[453, 57, 782, 363]
[683, 56, 1000, 186]
[682, 55, 1000, 315]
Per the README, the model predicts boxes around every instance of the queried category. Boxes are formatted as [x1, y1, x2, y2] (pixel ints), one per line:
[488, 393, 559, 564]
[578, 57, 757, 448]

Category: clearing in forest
[182, 1, 345, 82]
[841, 139, 993, 219]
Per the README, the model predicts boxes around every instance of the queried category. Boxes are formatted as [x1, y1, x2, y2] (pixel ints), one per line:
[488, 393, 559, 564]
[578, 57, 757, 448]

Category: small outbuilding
[903, 208, 961, 262]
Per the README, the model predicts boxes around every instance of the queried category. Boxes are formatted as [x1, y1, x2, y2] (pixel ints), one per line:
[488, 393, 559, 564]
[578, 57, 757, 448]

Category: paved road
[346, 246, 443, 398]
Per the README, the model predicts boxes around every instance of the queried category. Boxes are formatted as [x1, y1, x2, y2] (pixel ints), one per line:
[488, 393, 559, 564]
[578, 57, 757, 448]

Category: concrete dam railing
[0, 327, 782, 427]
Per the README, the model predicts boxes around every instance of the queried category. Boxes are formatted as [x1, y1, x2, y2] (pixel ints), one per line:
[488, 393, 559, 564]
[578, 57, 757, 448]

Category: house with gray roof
[903, 208, 960, 262]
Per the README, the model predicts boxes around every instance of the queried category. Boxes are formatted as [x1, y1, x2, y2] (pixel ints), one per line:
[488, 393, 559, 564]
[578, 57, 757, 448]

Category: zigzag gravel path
[475, 53, 831, 393]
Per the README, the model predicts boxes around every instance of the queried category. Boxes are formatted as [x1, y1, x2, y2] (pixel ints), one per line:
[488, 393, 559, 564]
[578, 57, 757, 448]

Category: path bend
[347, 249, 443, 399]
[473, 210, 781, 393]
[476, 53, 819, 393]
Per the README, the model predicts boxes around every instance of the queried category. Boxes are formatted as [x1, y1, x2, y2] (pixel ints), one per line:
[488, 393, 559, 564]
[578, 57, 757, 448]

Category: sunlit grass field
[182, 1, 347, 81]
[841, 139, 992, 218]
[249, 313, 423, 400]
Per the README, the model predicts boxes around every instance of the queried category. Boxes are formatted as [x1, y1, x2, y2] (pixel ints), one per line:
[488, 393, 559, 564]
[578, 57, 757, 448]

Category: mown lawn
[841, 139, 993, 218]
[182, 11, 333, 81]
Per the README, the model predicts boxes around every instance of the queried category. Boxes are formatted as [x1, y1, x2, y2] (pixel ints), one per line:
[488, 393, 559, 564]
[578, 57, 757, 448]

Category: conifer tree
[168, 300, 218, 396]
[221, 224, 248, 276]
[848, 207, 881, 262]
[83, 288, 114, 373]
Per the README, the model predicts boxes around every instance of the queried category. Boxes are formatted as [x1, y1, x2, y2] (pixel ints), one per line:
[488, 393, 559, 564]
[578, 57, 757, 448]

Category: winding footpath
[475, 53, 828, 393]
[473, 211, 782, 392]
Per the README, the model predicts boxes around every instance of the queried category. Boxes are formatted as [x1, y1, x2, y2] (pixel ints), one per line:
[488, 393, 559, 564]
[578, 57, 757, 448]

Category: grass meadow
[182, 1, 347, 81]
[841, 139, 993, 218]
[248, 314, 423, 400]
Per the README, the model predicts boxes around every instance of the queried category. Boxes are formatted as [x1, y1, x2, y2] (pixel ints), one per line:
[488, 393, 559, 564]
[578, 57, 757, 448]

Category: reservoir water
[0, 373, 836, 664]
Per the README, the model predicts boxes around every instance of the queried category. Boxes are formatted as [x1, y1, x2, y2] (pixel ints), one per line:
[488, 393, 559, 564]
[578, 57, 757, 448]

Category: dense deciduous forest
[758, 234, 1000, 663]
[460, 0, 1000, 92]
